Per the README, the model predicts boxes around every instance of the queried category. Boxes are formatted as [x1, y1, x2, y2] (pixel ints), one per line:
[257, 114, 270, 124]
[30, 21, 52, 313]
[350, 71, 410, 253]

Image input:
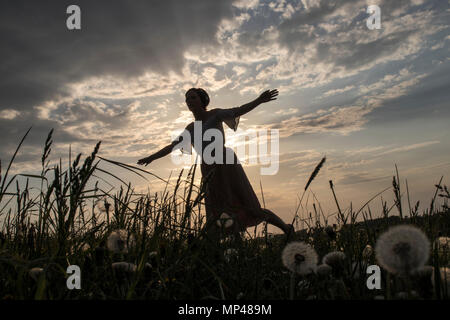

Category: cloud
[0, 0, 238, 160]
[265, 105, 372, 137]
[0, 109, 21, 120]
[275, 107, 299, 115]
[337, 171, 391, 185]
[376, 141, 440, 156]
[0, 0, 235, 113]
[323, 85, 355, 97]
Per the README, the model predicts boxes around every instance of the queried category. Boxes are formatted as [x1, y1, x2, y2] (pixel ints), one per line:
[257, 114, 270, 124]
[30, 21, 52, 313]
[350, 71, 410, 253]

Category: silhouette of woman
[138, 88, 294, 239]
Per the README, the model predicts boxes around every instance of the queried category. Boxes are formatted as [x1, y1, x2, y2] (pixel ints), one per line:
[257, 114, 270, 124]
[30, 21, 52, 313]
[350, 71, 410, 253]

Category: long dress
[173, 107, 266, 231]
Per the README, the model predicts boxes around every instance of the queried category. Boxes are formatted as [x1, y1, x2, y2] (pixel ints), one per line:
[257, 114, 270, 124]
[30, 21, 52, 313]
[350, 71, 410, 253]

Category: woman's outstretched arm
[137, 141, 177, 166]
[233, 89, 278, 117]
[138, 122, 193, 166]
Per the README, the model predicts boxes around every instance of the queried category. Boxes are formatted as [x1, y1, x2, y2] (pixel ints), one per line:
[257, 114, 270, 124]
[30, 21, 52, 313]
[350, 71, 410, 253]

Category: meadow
[0, 129, 449, 300]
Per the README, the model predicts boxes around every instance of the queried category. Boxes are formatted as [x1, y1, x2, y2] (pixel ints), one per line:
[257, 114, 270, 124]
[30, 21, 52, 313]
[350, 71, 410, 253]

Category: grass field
[0, 129, 449, 300]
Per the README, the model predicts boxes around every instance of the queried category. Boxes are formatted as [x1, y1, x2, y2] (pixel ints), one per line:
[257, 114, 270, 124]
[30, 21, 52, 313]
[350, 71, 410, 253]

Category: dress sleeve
[216, 107, 240, 131]
[172, 122, 193, 155]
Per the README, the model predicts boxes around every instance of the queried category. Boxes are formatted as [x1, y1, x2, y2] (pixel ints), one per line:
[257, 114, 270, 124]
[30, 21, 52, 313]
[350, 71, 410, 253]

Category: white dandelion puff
[217, 213, 234, 228]
[107, 229, 135, 254]
[281, 241, 318, 275]
[29, 267, 44, 281]
[323, 251, 346, 268]
[375, 225, 430, 275]
[112, 262, 137, 273]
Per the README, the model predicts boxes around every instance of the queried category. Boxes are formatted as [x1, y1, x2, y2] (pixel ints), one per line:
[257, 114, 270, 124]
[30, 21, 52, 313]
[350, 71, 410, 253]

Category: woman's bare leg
[262, 208, 294, 236]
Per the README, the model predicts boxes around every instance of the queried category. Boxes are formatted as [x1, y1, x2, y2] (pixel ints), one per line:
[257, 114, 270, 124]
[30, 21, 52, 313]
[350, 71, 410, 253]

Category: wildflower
[112, 262, 137, 273]
[29, 267, 44, 281]
[362, 245, 373, 260]
[217, 213, 234, 228]
[375, 225, 430, 275]
[224, 248, 238, 263]
[316, 264, 332, 277]
[281, 241, 318, 275]
[107, 229, 135, 254]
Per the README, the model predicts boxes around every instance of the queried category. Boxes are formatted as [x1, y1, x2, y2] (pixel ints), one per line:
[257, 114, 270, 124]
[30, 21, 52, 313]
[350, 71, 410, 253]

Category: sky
[1, 0, 449, 234]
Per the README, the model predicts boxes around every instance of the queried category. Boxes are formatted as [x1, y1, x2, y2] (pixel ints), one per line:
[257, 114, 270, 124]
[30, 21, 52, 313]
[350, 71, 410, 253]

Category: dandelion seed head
[107, 229, 135, 254]
[217, 213, 234, 228]
[282, 241, 318, 275]
[323, 251, 346, 268]
[375, 225, 430, 275]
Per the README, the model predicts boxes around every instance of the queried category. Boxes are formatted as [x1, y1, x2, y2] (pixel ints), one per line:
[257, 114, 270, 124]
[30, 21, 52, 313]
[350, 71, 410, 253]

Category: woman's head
[185, 88, 209, 111]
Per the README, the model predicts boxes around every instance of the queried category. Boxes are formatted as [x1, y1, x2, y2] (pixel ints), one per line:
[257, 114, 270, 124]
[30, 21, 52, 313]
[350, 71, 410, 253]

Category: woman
[137, 88, 294, 239]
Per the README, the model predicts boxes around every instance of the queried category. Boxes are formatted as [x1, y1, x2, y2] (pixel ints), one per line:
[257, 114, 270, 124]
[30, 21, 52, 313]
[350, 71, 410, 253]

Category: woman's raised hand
[137, 155, 154, 166]
[257, 89, 279, 104]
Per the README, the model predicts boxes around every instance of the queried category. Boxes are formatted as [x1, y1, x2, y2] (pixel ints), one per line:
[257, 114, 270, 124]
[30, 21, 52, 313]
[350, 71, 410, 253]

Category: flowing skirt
[200, 147, 265, 231]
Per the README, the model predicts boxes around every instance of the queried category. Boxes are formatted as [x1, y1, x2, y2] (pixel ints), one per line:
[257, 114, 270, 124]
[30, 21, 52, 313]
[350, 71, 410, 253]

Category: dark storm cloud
[0, 115, 91, 156]
[0, 0, 236, 157]
[0, 0, 235, 113]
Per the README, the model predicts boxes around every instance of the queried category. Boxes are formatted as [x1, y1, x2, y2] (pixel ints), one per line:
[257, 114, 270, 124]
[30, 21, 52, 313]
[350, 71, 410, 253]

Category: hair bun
[186, 88, 210, 108]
